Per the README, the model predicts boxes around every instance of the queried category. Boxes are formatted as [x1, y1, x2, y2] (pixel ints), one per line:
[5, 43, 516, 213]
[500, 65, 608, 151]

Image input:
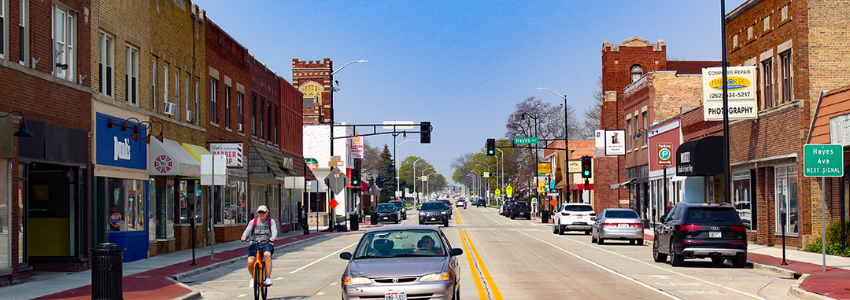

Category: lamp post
[496, 148, 504, 203]
[396, 139, 414, 199]
[475, 163, 491, 205]
[521, 112, 540, 210]
[413, 158, 423, 205]
[423, 171, 435, 201]
[537, 87, 569, 204]
[329, 59, 366, 229]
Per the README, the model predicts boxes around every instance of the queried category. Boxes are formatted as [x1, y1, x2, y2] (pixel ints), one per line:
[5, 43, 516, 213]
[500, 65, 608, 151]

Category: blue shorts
[248, 242, 274, 258]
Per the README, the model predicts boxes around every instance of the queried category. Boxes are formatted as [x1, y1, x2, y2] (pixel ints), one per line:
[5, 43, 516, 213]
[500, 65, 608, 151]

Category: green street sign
[804, 144, 844, 177]
[513, 137, 539, 145]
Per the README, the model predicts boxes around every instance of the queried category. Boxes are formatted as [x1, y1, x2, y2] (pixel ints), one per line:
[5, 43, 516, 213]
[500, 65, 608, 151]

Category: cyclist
[241, 205, 278, 288]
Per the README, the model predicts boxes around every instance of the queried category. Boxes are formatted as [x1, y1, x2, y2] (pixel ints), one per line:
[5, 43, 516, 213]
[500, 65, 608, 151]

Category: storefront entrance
[24, 163, 86, 260]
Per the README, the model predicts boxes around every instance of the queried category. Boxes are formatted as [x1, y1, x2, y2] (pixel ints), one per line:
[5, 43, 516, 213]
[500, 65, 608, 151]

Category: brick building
[596, 37, 719, 217]
[0, 0, 93, 285]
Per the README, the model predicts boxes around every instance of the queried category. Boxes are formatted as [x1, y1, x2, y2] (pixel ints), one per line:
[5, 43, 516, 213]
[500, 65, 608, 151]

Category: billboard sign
[702, 66, 758, 121]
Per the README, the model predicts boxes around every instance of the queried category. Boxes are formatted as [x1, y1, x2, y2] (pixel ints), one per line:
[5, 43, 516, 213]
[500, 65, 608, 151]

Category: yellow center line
[459, 229, 487, 300]
[455, 213, 461, 225]
[464, 230, 503, 300]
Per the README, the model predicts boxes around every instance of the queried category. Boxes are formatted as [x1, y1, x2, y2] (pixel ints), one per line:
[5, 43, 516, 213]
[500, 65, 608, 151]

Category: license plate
[618, 223, 629, 228]
[385, 291, 406, 300]
[383, 217, 388, 219]
[430, 218, 436, 220]
[709, 231, 721, 238]
[519, 212, 524, 215]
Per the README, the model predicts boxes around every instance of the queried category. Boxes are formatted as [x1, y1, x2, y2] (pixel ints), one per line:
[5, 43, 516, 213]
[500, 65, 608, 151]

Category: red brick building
[0, 0, 93, 285]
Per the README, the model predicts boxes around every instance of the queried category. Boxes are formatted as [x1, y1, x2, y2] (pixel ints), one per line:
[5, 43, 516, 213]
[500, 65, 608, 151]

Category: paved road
[185, 206, 799, 299]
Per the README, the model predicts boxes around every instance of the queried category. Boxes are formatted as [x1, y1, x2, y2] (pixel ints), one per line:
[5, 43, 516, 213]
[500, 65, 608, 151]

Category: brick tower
[292, 58, 333, 124]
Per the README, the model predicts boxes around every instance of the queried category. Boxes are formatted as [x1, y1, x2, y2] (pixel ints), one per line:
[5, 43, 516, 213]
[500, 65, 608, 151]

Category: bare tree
[581, 77, 604, 137]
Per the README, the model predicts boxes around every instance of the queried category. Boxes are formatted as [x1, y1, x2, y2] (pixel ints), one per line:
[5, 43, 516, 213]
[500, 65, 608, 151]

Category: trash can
[370, 212, 378, 225]
[350, 213, 359, 231]
[541, 210, 549, 224]
[90, 243, 125, 300]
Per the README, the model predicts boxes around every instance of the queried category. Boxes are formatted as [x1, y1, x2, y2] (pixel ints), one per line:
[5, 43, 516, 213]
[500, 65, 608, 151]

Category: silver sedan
[591, 208, 645, 245]
[339, 225, 464, 300]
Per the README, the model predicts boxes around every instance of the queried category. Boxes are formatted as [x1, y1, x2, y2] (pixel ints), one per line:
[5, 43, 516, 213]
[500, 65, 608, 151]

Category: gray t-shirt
[242, 218, 278, 243]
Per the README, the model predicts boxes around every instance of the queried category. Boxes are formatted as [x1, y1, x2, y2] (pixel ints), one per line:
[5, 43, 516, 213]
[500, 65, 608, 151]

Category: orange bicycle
[246, 240, 271, 300]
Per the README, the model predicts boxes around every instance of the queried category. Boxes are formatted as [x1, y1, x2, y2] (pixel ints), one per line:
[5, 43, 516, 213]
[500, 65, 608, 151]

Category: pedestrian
[301, 206, 308, 234]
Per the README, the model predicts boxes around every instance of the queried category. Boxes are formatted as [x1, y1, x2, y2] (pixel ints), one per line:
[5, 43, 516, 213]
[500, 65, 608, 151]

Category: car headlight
[441, 211, 446, 214]
[420, 212, 426, 216]
[343, 277, 373, 285]
[420, 272, 450, 282]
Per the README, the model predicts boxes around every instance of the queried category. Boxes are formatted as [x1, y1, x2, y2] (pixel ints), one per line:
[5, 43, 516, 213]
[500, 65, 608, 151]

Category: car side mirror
[339, 252, 352, 260]
[449, 248, 463, 256]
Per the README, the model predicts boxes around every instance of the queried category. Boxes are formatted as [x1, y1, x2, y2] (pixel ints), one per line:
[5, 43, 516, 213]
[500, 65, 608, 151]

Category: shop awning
[249, 140, 299, 180]
[182, 143, 212, 162]
[676, 136, 724, 176]
[610, 179, 634, 190]
[149, 138, 201, 177]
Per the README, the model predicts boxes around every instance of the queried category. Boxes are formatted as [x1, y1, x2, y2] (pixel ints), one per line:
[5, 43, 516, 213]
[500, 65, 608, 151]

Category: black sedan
[419, 201, 450, 227]
[375, 203, 401, 224]
[652, 202, 748, 267]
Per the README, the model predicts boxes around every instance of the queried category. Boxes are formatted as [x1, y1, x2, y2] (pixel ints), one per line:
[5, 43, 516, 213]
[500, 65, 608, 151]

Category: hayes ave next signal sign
[803, 144, 844, 177]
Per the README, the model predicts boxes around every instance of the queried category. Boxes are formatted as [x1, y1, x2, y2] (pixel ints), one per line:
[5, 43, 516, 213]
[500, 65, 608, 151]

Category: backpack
[251, 217, 273, 237]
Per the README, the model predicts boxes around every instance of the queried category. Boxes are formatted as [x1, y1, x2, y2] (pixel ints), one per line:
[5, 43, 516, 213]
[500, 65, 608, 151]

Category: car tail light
[730, 242, 747, 245]
[681, 241, 702, 245]
[629, 223, 642, 228]
[589, 212, 596, 216]
[730, 226, 746, 232]
[678, 224, 701, 231]
[562, 212, 570, 216]
[601, 223, 618, 227]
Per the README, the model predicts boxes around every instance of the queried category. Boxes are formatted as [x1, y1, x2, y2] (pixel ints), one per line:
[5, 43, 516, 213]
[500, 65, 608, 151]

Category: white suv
[552, 203, 596, 235]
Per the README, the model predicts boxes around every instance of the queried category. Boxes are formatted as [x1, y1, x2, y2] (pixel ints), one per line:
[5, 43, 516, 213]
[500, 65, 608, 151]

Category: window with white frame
[626, 118, 632, 150]
[185, 73, 190, 121]
[0, 0, 5, 59]
[763, 16, 770, 32]
[194, 78, 199, 125]
[781, 5, 788, 22]
[762, 59, 774, 109]
[18, 0, 28, 65]
[125, 45, 138, 105]
[224, 86, 231, 128]
[151, 59, 157, 112]
[53, 5, 76, 81]
[163, 64, 169, 111]
[174, 69, 180, 117]
[780, 51, 793, 104]
[209, 78, 217, 124]
[237, 92, 244, 132]
[775, 165, 798, 234]
[98, 32, 114, 97]
[641, 111, 648, 147]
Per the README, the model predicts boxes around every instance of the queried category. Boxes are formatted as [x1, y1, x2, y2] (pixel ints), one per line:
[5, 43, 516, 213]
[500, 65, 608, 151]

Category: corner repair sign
[701, 66, 757, 121]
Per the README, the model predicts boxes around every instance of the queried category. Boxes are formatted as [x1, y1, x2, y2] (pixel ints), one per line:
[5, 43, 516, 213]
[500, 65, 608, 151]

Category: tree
[361, 140, 380, 178]
[375, 144, 396, 203]
[399, 156, 435, 199]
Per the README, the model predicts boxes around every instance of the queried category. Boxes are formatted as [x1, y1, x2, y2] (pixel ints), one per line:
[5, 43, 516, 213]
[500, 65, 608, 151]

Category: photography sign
[701, 66, 757, 121]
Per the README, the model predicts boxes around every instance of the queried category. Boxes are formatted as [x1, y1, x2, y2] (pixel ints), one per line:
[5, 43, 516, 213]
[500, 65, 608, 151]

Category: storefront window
[217, 177, 247, 225]
[107, 178, 146, 232]
[775, 166, 799, 234]
[176, 180, 202, 225]
[148, 178, 156, 242]
[733, 170, 756, 231]
[1, 159, 10, 269]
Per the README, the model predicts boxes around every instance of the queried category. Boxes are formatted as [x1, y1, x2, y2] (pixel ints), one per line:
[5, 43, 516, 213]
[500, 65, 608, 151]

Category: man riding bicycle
[241, 205, 278, 288]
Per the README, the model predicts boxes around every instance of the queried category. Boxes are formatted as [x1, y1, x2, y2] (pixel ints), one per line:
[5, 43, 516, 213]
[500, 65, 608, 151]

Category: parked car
[375, 203, 401, 224]
[552, 203, 596, 235]
[591, 208, 643, 245]
[652, 202, 748, 268]
[339, 226, 464, 300]
[419, 201, 450, 227]
[509, 201, 531, 220]
[388, 200, 407, 220]
[500, 200, 515, 216]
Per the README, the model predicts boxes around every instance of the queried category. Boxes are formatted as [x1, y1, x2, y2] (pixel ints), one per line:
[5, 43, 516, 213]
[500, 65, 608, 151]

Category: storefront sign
[96, 113, 147, 170]
[350, 136, 364, 159]
[701, 66, 758, 121]
[538, 163, 551, 174]
[829, 113, 850, 147]
[568, 160, 581, 173]
[305, 158, 318, 171]
[803, 144, 844, 177]
[604, 130, 626, 156]
[210, 143, 243, 167]
[110, 213, 122, 227]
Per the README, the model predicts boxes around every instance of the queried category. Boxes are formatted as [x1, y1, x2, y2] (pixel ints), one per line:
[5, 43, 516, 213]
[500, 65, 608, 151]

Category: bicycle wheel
[254, 264, 262, 300]
[261, 283, 268, 300]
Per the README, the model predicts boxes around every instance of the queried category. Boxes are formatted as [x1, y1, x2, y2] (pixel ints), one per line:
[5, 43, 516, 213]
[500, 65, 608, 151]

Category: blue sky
[194, 0, 748, 182]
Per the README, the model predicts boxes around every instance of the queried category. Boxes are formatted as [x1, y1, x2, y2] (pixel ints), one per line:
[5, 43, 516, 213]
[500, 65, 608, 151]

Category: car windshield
[354, 230, 447, 258]
[390, 202, 404, 208]
[605, 210, 639, 218]
[686, 207, 742, 222]
[377, 204, 396, 211]
[514, 202, 529, 208]
[421, 202, 444, 210]
[564, 205, 593, 211]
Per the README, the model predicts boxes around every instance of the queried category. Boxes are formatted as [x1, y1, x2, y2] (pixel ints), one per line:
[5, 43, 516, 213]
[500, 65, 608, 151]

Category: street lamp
[396, 139, 415, 199]
[474, 163, 491, 205]
[496, 148, 504, 201]
[537, 87, 570, 204]
[413, 158, 423, 205]
[423, 171, 435, 201]
[521, 112, 540, 209]
[329, 59, 367, 229]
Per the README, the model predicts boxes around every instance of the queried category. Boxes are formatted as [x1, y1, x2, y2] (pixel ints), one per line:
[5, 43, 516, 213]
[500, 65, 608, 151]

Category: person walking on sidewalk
[301, 207, 308, 234]
[241, 205, 278, 288]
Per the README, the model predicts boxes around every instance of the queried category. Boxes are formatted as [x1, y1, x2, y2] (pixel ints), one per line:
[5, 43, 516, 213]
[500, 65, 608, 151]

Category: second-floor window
[174, 70, 180, 117]
[151, 59, 157, 112]
[125, 46, 138, 105]
[209, 78, 218, 124]
[251, 95, 257, 135]
[53, 5, 76, 81]
[19, 0, 29, 65]
[763, 59, 774, 109]
[626, 119, 632, 150]
[642, 111, 648, 147]
[630, 65, 643, 83]
[98, 32, 114, 97]
[237, 92, 244, 133]
[780, 52, 793, 104]
[185, 73, 190, 122]
[224, 86, 231, 128]
[1, 1, 5, 58]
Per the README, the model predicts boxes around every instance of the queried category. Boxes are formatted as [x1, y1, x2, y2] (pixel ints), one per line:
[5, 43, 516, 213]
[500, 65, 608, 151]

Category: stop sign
[329, 198, 339, 209]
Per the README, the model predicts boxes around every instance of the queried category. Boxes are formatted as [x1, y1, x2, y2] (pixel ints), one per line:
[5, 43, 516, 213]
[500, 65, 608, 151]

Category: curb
[167, 277, 203, 300]
[171, 232, 348, 282]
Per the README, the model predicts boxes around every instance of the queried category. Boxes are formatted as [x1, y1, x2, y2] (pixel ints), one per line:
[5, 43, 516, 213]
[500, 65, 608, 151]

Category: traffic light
[420, 121, 431, 143]
[581, 156, 592, 178]
[351, 168, 361, 185]
[486, 138, 495, 156]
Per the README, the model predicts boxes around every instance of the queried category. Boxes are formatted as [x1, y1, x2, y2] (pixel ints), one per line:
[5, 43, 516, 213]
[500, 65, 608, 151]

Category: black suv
[509, 201, 531, 220]
[419, 201, 450, 227]
[652, 202, 748, 267]
[388, 200, 407, 220]
[476, 199, 486, 207]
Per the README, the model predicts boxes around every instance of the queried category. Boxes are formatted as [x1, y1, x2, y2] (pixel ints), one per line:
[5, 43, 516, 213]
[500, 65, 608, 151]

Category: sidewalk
[2, 226, 353, 300]
[640, 229, 850, 300]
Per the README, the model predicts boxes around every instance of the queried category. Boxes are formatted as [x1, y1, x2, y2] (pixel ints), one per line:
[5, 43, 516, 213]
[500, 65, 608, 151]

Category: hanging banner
[350, 136, 365, 159]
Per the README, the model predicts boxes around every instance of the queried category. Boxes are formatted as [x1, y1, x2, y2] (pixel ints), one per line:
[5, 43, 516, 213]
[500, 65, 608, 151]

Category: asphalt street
[184, 206, 799, 300]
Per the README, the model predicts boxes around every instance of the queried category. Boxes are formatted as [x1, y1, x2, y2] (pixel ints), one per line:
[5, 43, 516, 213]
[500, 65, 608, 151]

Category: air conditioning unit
[164, 102, 175, 115]
[186, 110, 192, 122]
[238, 123, 243, 132]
